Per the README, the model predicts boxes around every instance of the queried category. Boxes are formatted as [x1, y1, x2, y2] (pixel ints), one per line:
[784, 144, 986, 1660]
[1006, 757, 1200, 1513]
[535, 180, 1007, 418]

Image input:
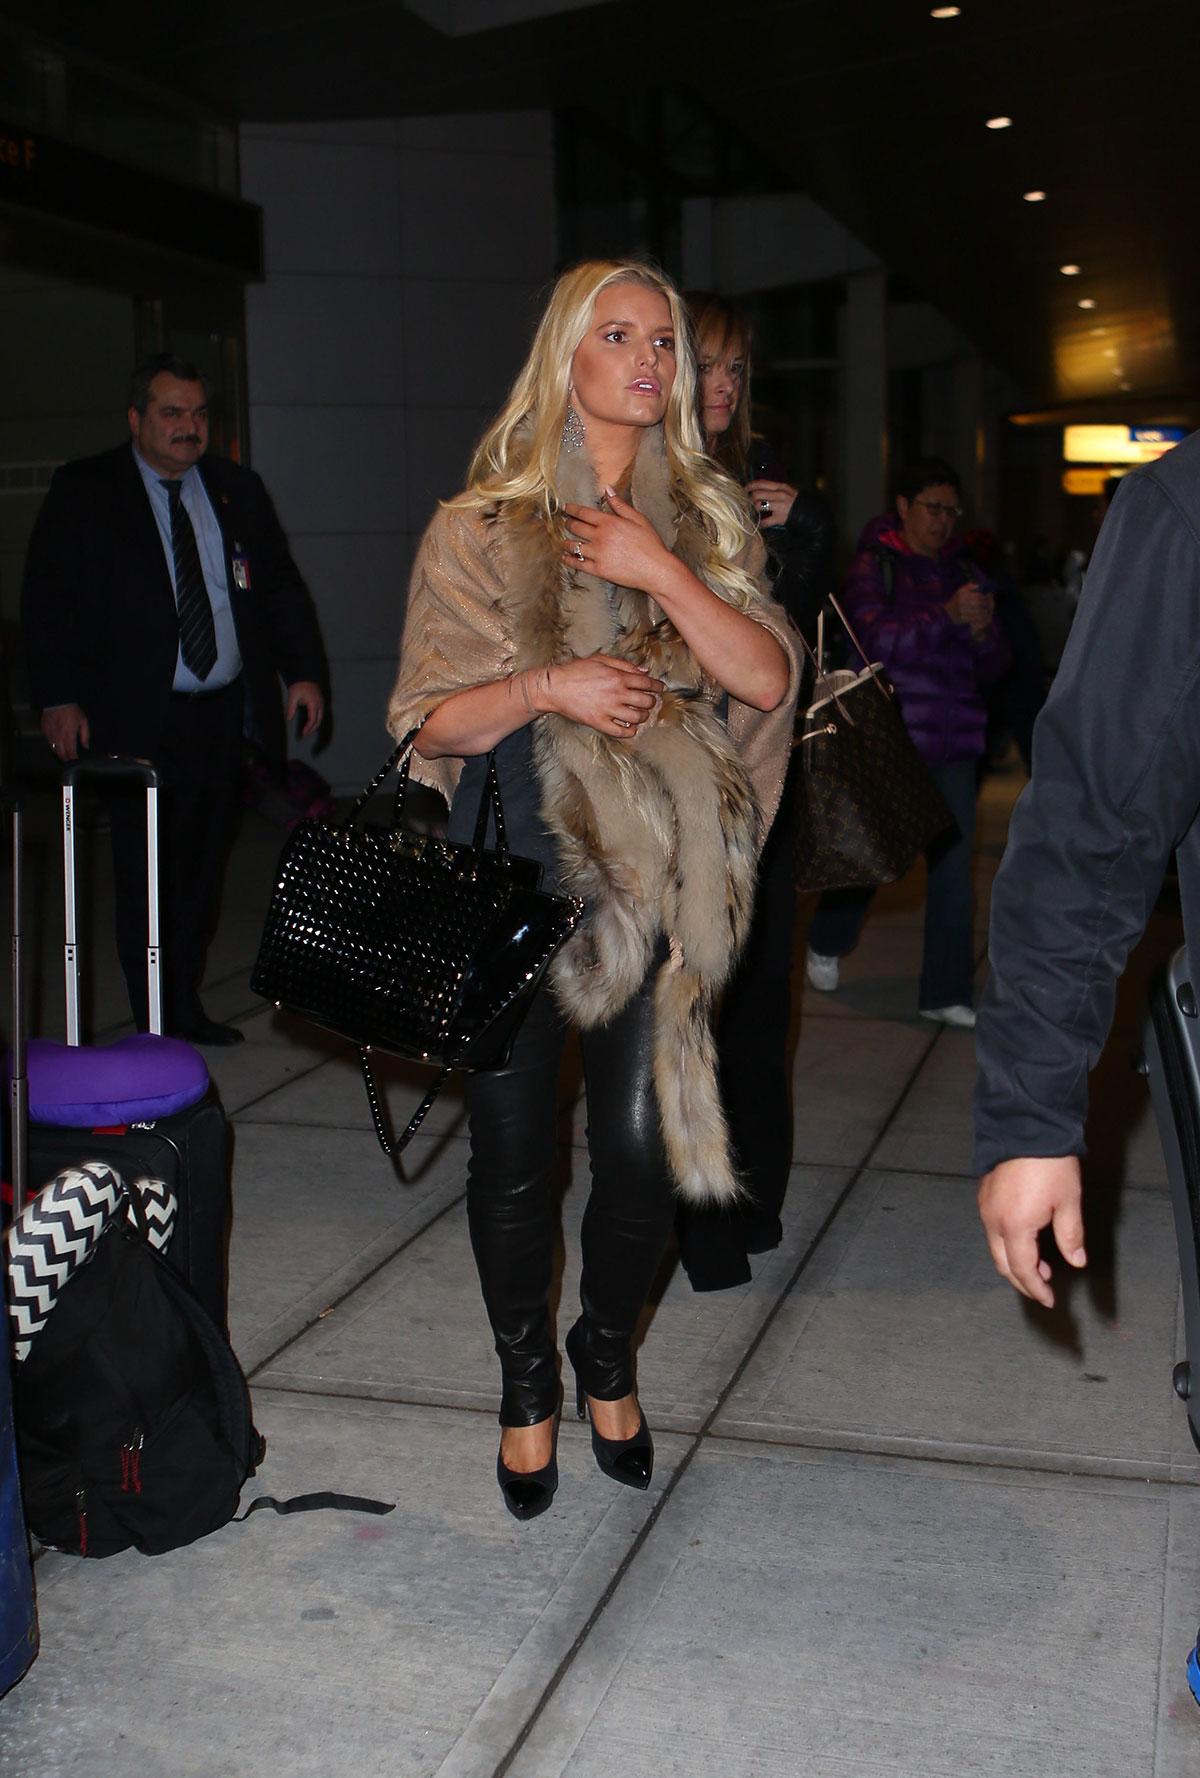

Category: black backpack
[13, 1184, 264, 1558]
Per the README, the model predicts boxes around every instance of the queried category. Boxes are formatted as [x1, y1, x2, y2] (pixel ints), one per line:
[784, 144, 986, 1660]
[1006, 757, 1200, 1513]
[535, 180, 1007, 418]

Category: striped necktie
[162, 479, 218, 681]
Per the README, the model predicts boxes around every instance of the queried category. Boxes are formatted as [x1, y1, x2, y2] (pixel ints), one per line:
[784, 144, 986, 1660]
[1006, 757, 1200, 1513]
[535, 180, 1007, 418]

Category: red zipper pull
[120, 1431, 144, 1495]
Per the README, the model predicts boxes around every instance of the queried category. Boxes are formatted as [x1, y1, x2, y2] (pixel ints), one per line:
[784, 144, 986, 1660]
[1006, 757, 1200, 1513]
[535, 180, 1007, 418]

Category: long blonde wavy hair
[454, 258, 760, 609]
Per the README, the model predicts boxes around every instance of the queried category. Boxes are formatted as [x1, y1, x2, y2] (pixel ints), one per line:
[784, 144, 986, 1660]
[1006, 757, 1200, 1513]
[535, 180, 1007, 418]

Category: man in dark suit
[22, 353, 327, 1045]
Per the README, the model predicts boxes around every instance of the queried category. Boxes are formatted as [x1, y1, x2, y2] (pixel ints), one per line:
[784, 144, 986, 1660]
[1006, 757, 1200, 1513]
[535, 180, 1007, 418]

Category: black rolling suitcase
[1141, 945, 1200, 1449]
[21, 760, 230, 1331]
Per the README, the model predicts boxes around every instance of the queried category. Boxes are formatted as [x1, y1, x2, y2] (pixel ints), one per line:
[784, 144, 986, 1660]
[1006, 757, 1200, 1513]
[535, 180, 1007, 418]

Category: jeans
[806, 758, 980, 1012]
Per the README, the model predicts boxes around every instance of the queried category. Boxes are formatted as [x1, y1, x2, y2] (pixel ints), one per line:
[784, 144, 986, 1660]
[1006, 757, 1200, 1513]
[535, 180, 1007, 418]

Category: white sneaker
[806, 948, 840, 993]
[919, 1003, 976, 1029]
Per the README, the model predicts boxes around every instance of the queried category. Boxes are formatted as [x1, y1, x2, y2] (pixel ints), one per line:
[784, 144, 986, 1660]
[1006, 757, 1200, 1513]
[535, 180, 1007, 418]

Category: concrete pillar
[238, 111, 555, 789]
[840, 269, 888, 548]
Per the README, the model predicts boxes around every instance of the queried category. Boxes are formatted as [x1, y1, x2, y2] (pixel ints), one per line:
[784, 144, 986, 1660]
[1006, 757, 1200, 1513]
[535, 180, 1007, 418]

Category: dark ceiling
[6, 0, 1199, 412]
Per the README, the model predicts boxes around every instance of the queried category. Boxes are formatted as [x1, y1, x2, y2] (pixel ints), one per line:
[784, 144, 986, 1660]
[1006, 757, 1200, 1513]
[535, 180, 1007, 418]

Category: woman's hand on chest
[562, 489, 673, 594]
[534, 654, 665, 739]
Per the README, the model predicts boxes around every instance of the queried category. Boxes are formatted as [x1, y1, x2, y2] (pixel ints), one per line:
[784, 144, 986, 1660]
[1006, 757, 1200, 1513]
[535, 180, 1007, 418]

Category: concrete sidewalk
[2, 765, 1197, 1777]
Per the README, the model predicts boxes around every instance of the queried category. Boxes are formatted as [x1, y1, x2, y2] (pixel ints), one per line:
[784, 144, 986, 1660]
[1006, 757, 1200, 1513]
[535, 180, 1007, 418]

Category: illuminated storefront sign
[1063, 424, 1187, 464]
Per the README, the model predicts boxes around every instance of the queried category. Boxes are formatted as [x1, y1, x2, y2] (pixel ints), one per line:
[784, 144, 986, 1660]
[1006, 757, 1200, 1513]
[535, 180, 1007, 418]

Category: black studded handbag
[793, 597, 956, 893]
[250, 726, 582, 1157]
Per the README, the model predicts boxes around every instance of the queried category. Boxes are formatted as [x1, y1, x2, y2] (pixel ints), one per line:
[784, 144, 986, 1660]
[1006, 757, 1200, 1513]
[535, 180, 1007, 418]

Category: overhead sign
[1064, 424, 1187, 464]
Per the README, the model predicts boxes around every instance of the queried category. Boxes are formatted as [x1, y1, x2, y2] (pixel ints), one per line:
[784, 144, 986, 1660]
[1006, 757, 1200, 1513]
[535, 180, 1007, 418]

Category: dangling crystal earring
[562, 403, 586, 453]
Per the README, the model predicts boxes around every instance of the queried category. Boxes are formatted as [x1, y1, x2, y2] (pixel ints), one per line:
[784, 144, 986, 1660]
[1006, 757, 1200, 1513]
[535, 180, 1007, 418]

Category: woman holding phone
[678, 292, 834, 1291]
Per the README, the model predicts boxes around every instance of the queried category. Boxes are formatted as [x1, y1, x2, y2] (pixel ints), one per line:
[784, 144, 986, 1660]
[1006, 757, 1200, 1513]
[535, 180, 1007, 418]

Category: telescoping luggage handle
[60, 760, 161, 1044]
[6, 789, 28, 1218]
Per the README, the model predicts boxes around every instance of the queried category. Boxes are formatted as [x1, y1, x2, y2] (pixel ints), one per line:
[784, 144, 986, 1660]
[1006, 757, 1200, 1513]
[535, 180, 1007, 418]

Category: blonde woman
[388, 260, 800, 1520]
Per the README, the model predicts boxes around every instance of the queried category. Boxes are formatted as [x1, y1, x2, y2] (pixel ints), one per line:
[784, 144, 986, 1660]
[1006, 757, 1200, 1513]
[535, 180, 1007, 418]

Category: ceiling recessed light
[1090, 325, 1105, 335]
[1023, 190, 1046, 202]
[986, 116, 1012, 129]
[930, 5, 961, 15]
[1078, 298, 1097, 309]
[1059, 263, 1081, 275]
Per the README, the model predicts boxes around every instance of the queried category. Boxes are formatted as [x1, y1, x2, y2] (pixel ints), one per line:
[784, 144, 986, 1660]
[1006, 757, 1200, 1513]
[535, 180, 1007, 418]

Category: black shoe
[565, 1320, 653, 1491]
[170, 1014, 245, 1047]
[496, 1440, 558, 1521]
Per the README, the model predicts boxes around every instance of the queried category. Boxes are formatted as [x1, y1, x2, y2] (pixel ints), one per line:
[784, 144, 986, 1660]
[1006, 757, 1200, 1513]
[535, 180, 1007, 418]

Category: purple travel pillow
[20, 1035, 210, 1126]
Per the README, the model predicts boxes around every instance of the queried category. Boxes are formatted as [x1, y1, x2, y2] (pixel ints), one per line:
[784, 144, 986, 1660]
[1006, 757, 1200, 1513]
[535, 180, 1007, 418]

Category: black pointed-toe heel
[588, 1410, 653, 1490]
[496, 1446, 558, 1521]
[564, 1321, 654, 1492]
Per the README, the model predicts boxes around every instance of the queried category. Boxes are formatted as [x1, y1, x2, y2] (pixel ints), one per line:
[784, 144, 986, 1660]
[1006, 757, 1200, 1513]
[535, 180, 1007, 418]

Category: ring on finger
[572, 542, 584, 561]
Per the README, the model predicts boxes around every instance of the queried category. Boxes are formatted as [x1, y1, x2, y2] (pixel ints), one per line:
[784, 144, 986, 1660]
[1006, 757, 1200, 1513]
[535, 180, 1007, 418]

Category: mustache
[171, 435, 203, 446]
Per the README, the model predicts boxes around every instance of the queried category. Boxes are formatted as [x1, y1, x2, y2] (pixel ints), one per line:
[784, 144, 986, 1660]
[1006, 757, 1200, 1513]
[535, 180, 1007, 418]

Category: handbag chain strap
[358, 1049, 452, 1159]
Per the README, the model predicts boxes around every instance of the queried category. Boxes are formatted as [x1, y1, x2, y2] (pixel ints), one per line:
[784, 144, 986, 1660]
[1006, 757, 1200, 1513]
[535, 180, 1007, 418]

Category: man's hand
[286, 681, 324, 739]
[40, 704, 90, 762]
[977, 1155, 1087, 1308]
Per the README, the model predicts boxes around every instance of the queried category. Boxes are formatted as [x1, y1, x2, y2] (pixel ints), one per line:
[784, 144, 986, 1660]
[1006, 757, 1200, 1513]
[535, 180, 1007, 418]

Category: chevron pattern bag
[8, 1167, 266, 1558]
[5, 1163, 176, 1363]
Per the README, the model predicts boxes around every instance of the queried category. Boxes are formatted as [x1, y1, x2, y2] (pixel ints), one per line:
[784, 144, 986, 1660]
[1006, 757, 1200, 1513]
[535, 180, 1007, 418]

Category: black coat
[973, 428, 1200, 1173]
[763, 489, 837, 643]
[21, 444, 327, 764]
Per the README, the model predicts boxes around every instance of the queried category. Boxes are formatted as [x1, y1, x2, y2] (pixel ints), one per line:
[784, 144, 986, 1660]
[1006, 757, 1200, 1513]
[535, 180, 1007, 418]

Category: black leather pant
[464, 962, 675, 1427]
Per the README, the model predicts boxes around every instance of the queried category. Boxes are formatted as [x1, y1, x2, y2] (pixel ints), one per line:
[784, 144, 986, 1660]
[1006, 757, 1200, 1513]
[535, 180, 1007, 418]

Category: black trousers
[677, 757, 799, 1291]
[106, 681, 244, 1030]
[464, 960, 676, 1427]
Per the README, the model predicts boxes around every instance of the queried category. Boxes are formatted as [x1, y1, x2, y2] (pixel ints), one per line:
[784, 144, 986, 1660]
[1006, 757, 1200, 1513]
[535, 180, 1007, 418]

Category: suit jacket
[21, 444, 327, 763]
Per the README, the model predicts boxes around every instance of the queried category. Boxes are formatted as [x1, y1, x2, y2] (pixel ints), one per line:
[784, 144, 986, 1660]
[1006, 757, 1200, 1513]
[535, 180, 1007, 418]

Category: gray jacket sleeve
[973, 463, 1200, 1174]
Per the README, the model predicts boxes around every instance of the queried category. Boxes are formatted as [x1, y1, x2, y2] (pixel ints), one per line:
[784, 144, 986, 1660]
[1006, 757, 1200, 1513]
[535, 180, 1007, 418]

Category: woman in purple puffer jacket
[805, 458, 1010, 1027]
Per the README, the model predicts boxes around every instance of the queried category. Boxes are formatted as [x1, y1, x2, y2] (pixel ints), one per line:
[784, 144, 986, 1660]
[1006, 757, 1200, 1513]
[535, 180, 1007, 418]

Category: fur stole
[495, 427, 758, 1204]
